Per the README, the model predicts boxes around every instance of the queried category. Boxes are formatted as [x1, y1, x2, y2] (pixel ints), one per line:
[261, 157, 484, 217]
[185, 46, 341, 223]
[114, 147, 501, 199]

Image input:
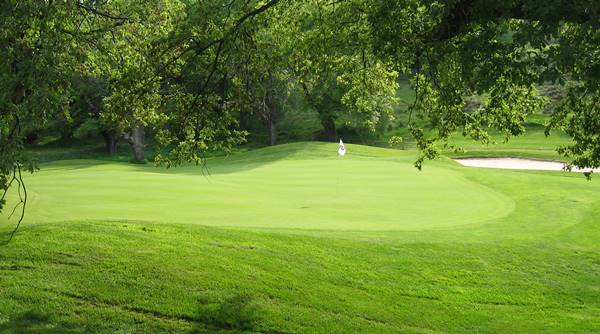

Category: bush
[73, 119, 101, 139]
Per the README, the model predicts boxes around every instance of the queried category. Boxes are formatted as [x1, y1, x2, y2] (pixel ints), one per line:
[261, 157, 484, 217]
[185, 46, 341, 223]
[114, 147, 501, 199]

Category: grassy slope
[445, 122, 572, 161]
[1, 142, 599, 333]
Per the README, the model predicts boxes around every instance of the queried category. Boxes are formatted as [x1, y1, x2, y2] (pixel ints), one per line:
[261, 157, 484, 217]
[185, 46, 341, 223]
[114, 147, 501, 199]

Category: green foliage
[96, 0, 186, 138]
[227, 5, 296, 145]
[388, 135, 403, 148]
[549, 83, 600, 169]
[0, 2, 78, 212]
[337, 62, 399, 131]
[73, 119, 101, 140]
[368, 0, 600, 168]
[290, 0, 400, 140]
[0, 1, 280, 212]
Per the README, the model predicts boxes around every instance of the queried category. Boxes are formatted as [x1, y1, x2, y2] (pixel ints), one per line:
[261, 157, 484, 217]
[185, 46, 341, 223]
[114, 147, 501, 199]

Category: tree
[0, 2, 81, 233]
[291, 0, 399, 141]
[150, 0, 281, 166]
[228, 7, 295, 146]
[68, 75, 123, 155]
[366, 0, 600, 169]
[82, 0, 186, 163]
[0, 1, 142, 236]
[0, 0, 282, 233]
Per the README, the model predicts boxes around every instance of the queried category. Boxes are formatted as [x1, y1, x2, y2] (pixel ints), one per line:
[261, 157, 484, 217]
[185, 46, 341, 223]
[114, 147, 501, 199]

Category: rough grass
[1, 142, 599, 333]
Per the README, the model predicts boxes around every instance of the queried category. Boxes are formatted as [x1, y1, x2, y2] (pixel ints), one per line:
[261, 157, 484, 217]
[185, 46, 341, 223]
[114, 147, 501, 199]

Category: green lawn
[1, 142, 599, 333]
[15, 145, 512, 231]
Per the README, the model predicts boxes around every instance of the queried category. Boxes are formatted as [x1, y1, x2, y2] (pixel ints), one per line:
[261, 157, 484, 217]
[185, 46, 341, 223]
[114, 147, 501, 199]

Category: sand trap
[454, 157, 599, 173]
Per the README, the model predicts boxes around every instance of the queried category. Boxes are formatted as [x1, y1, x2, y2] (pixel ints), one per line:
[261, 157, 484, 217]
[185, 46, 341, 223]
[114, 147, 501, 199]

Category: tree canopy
[368, 0, 600, 168]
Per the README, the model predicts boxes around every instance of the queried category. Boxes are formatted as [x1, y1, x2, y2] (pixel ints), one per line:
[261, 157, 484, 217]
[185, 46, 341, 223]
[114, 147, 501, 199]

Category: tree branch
[75, 3, 129, 21]
[2, 164, 27, 244]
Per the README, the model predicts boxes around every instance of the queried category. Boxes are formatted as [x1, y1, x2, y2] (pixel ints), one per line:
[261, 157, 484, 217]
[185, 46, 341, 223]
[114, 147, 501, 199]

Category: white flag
[338, 139, 346, 156]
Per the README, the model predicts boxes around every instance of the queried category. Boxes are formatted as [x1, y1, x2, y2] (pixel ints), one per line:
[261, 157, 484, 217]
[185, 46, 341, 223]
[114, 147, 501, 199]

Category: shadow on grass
[36, 142, 337, 177]
[0, 311, 80, 334]
[191, 294, 269, 334]
[143, 142, 335, 177]
[30, 143, 134, 164]
[1, 297, 278, 334]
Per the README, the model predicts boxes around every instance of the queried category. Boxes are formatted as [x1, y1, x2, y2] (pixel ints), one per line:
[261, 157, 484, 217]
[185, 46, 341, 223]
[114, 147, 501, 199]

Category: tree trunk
[108, 135, 118, 155]
[239, 111, 249, 131]
[268, 118, 277, 146]
[321, 116, 337, 142]
[102, 131, 118, 155]
[265, 70, 279, 146]
[131, 126, 145, 162]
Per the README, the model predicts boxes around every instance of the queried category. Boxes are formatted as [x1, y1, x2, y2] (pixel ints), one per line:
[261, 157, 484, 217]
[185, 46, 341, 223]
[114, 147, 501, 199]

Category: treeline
[9, 1, 401, 165]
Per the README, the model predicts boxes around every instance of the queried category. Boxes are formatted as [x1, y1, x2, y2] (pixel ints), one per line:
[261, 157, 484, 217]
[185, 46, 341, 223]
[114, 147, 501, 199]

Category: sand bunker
[454, 157, 599, 173]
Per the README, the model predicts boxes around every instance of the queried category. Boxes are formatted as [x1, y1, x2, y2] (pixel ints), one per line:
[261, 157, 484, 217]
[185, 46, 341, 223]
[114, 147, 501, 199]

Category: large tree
[292, 0, 399, 141]
[0, 0, 281, 232]
[367, 0, 600, 169]
[1, 2, 84, 232]
[91, 0, 187, 162]
[228, 6, 296, 146]
[148, 0, 282, 166]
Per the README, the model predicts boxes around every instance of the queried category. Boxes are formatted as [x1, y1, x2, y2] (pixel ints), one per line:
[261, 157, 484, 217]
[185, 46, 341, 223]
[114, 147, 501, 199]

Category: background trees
[291, 0, 399, 141]
[228, 9, 294, 146]
[367, 0, 600, 168]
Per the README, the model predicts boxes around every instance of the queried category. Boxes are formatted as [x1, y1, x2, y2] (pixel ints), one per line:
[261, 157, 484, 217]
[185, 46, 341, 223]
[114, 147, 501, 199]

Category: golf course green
[1, 142, 599, 333]
[13, 143, 513, 231]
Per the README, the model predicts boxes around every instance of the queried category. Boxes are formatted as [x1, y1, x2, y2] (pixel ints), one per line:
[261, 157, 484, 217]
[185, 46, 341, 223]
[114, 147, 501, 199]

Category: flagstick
[336, 140, 345, 196]
[336, 154, 341, 196]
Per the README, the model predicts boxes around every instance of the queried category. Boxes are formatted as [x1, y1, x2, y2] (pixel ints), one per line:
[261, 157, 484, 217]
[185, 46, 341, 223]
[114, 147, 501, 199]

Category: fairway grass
[1, 142, 599, 333]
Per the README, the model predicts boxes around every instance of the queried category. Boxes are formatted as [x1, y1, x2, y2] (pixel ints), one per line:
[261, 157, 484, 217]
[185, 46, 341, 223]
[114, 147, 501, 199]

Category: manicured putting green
[2, 143, 513, 230]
